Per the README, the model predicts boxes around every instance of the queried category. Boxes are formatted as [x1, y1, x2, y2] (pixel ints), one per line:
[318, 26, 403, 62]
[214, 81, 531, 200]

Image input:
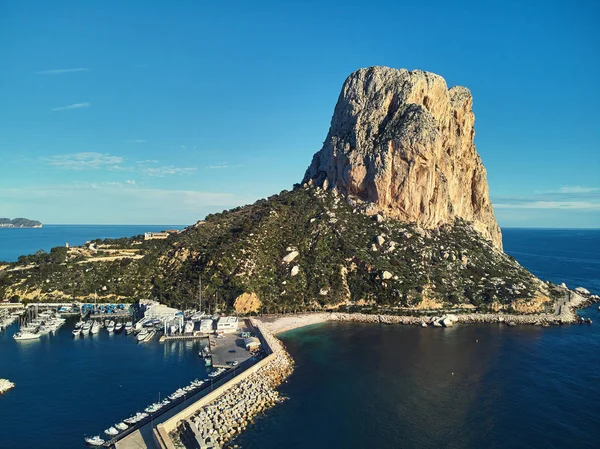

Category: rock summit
[303, 66, 502, 249]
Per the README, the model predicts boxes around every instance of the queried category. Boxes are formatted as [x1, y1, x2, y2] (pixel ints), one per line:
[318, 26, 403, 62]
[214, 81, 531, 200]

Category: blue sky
[0, 0, 598, 227]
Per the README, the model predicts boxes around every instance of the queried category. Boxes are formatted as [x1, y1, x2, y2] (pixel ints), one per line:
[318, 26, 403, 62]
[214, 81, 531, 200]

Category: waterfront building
[144, 232, 169, 240]
[144, 303, 182, 321]
[216, 316, 238, 334]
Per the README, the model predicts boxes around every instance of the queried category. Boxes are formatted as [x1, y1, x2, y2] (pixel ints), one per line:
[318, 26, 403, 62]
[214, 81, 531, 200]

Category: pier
[158, 334, 209, 343]
[97, 319, 269, 449]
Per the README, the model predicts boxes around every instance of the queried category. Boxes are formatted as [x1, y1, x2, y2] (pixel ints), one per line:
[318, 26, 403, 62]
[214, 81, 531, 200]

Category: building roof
[217, 316, 238, 324]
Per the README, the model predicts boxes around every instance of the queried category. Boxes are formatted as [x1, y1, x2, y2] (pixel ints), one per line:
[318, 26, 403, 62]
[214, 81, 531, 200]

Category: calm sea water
[0, 225, 187, 263]
[0, 228, 599, 449]
[235, 228, 600, 449]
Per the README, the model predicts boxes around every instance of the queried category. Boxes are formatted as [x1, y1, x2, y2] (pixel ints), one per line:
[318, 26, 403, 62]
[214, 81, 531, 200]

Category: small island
[0, 218, 42, 228]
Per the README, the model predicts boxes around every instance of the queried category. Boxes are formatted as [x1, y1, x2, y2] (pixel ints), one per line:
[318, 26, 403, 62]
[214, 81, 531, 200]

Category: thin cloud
[494, 201, 600, 210]
[207, 165, 229, 169]
[141, 166, 197, 177]
[43, 152, 124, 170]
[52, 102, 90, 111]
[37, 68, 90, 75]
[557, 186, 599, 194]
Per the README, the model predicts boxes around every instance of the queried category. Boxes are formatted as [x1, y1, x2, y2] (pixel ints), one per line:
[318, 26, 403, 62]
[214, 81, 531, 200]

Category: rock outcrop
[303, 66, 502, 249]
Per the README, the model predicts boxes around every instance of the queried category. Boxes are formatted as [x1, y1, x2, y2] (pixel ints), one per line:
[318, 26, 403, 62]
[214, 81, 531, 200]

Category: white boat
[81, 321, 92, 335]
[115, 322, 123, 333]
[184, 321, 194, 334]
[13, 331, 41, 341]
[85, 435, 105, 446]
[123, 412, 148, 424]
[104, 426, 119, 436]
[136, 329, 149, 341]
[125, 321, 133, 334]
[107, 320, 115, 333]
[115, 422, 128, 431]
[91, 321, 100, 334]
[72, 327, 82, 336]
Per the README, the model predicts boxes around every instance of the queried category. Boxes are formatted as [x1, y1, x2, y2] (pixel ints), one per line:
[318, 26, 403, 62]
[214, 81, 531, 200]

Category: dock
[159, 334, 209, 343]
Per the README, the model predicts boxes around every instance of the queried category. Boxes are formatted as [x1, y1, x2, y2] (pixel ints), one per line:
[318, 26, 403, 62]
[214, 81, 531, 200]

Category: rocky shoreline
[170, 321, 294, 449]
[261, 289, 599, 334]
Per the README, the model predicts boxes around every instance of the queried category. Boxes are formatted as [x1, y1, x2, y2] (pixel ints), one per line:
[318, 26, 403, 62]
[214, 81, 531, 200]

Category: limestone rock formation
[303, 66, 502, 249]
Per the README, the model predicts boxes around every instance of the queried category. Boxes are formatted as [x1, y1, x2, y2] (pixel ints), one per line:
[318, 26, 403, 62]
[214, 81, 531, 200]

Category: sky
[0, 0, 598, 227]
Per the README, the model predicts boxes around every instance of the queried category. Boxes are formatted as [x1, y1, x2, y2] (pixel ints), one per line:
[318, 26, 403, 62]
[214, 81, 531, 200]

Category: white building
[216, 316, 238, 334]
[144, 304, 181, 321]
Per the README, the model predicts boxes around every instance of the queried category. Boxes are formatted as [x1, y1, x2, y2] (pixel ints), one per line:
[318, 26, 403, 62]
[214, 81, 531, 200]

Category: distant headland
[0, 218, 42, 228]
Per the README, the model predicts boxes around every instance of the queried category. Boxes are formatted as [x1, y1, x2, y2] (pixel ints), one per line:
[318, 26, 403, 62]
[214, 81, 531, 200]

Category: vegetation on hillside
[0, 186, 548, 313]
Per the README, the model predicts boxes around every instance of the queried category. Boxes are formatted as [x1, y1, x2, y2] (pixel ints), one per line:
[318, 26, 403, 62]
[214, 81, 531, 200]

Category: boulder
[282, 251, 299, 263]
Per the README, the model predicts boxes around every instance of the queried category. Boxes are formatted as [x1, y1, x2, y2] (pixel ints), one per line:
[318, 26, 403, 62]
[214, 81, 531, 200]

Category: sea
[0, 227, 599, 449]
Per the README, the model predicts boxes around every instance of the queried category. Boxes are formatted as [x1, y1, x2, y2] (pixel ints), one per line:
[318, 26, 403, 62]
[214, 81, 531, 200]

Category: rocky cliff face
[303, 66, 502, 249]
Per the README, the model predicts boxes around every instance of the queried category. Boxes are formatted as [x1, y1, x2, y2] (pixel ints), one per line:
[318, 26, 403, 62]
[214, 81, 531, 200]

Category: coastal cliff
[304, 67, 501, 248]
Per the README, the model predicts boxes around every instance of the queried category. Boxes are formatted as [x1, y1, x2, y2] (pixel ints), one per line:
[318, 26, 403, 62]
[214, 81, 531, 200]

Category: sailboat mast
[199, 275, 202, 314]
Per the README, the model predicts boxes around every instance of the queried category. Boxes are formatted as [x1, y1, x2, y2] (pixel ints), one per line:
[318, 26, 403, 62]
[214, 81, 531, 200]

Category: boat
[125, 321, 133, 334]
[123, 412, 148, 424]
[81, 321, 92, 335]
[104, 426, 119, 436]
[72, 327, 82, 337]
[91, 321, 100, 334]
[136, 329, 149, 341]
[115, 422, 128, 431]
[84, 436, 105, 446]
[13, 331, 41, 341]
[115, 322, 123, 333]
[0, 379, 16, 394]
[184, 321, 194, 334]
[107, 320, 115, 333]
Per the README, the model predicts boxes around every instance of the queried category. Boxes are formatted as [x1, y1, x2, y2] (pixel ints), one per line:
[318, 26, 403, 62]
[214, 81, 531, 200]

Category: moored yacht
[107, 320, 115, 333]
[90, 321, 100, 334]
[136, 328, 149, 342]
[115, 422, 128, 431]
[125, 321, 133, 334]
[72, 327, 82, 337]
[81, 321, 92, 335]
[84, 435, 105, 446]
[104, 426, 119, 436]
[13, 331, 41, 341]
[115, 322, 123, 333]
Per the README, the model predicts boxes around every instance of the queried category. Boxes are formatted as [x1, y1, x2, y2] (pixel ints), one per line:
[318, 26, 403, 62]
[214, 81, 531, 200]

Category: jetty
[0, 379, 15, 394]
[159, 334, 209, 343]
[96, 319, 291, 449]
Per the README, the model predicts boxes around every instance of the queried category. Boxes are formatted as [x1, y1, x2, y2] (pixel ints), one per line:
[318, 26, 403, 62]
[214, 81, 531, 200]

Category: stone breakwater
[330, 292, 591, 327]
[170, 321, 293, 449]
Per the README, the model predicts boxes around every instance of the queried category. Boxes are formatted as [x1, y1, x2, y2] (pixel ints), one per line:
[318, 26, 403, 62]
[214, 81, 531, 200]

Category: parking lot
[209, 323, 253, 368]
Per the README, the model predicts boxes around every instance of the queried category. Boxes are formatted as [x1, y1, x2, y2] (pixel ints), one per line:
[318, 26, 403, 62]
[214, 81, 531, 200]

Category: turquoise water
[235, 229, 600, 449]
[0, 228, 599, 449]
[0, 225, 187, 263]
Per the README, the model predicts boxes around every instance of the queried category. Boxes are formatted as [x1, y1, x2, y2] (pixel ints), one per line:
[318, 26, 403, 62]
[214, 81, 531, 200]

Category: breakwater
[155, 320, 293, 449]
